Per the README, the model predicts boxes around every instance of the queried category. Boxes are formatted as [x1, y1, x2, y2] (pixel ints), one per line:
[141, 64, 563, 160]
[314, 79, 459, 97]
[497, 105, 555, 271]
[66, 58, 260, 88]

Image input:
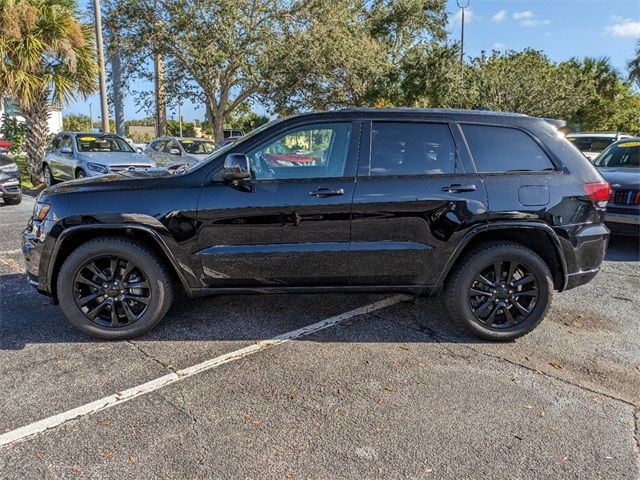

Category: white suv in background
[566, 132, 633, 161]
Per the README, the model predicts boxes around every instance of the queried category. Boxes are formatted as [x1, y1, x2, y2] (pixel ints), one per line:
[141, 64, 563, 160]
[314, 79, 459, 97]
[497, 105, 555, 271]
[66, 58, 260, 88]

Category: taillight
[583, 182, 611, 207]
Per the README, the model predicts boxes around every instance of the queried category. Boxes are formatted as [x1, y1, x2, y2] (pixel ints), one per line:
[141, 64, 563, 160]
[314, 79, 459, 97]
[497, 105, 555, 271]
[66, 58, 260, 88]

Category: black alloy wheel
[445, 241, 552, 341]
[73, 255, 151, 328]
[467, 260, 538, 329]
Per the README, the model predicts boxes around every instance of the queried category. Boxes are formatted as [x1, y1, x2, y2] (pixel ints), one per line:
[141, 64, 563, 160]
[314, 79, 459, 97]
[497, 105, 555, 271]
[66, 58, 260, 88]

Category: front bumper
[22, 221, 53, 297]
[0, 176, 21, 197]
[605, 211, 640, 236]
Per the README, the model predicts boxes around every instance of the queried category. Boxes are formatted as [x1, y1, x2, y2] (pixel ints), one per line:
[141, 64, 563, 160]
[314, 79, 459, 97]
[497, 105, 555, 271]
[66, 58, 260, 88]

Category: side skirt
[186, 284, 440, 297]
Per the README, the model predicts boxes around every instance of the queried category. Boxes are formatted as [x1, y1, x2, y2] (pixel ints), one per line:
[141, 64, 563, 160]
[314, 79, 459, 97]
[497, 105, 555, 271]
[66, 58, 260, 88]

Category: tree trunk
[154, 54, 166, 137]
[111, 33, 125, 136]
[212, 109, 224, 145]
[21, 90, 49, 186]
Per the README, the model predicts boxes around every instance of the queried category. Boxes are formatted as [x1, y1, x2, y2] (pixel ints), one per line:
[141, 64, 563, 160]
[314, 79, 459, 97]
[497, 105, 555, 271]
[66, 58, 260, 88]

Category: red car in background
[0, 137, 11, 153]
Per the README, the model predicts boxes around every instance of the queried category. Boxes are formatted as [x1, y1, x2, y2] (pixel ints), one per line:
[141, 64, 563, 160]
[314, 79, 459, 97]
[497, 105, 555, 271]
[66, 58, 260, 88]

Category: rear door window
[462, 124, 554, 173]
[369, 122, 456, 176]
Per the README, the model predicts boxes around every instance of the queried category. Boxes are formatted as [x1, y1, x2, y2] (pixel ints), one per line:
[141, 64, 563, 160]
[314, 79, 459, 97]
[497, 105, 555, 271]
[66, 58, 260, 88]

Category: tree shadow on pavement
[0, 272, 484, 350]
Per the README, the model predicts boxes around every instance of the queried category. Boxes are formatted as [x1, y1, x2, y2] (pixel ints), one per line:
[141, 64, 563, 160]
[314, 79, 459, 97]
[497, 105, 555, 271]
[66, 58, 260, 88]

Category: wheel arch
[47, 224, 191, 303]
[439, 223, 568, 291]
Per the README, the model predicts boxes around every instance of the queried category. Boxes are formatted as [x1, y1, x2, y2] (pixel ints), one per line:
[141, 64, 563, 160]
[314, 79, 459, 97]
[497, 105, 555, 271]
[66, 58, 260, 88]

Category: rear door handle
[309, 188, 345, 197]
[442, 184, 476, 193]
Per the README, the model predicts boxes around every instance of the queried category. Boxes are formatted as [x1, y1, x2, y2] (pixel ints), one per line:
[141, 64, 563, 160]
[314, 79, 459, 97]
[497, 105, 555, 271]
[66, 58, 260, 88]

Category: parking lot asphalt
[0, 195, 638, 479]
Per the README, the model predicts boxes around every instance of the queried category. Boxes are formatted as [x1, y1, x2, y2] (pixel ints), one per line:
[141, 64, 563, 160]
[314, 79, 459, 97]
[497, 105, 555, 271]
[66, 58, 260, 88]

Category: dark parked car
[0, 153, 22, 205]
[22, 109, 610, 341]
[592, 138, 640, 236]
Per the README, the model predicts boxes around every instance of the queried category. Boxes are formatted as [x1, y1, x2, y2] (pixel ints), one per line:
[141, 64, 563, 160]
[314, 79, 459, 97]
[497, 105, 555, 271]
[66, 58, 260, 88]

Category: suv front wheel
[57, 236, 174, 339]
[445, 242, 553, 341]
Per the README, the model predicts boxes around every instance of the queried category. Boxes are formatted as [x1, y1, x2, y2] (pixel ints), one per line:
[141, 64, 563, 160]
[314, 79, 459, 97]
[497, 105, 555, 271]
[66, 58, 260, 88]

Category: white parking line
[0, 249, 21, 256]
[0, 295, 407, 449]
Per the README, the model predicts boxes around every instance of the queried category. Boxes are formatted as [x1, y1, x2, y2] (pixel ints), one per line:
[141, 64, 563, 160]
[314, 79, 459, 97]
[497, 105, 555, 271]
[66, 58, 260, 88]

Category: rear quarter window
[462, 124, 554, 173]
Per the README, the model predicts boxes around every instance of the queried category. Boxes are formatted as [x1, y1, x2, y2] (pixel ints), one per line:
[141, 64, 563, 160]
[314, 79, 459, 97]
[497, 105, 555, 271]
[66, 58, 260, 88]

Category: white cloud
[604, 18, 640, 38]
[493, 42, 507, 50]
[521, 18, 551, 27]
[492, 10, 507, 23]
[511, 10, 550, 27]
[451, 8, 477, 24]
[513, 11, 534, 20]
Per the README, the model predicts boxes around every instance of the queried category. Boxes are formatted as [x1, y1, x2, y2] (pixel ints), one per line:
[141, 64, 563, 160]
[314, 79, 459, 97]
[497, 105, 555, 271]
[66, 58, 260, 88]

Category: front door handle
[442, 184, 476, 193]
[309, 188, 345, 197]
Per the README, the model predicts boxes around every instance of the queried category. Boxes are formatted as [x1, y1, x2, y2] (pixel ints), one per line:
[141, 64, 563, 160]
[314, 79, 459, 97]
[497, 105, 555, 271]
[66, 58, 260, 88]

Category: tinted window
[180, 139, 216, 154]
[151, 140, 166, 152]
[462, 125, 554, 172]
[594, 142, 640, 168]
[567, 136, 616, 153]
[247, 123, 352, 180]
[59, 135, 72, 151]
[370, 122, 455, 176]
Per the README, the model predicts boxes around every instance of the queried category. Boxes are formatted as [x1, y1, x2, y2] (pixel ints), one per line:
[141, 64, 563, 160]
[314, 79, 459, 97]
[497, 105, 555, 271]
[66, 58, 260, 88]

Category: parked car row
[41, 131, 239, 186]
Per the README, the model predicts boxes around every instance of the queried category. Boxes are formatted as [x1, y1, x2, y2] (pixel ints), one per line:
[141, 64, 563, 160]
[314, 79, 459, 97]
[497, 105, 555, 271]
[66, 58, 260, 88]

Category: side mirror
[60, 146, 72, 155]
[168, 147, 181, 155]
[222, 153, 251, 181]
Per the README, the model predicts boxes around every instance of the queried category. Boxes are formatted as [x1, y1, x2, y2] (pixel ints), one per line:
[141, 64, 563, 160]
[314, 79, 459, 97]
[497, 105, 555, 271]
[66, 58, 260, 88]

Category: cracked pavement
[1, 196, 639, 479]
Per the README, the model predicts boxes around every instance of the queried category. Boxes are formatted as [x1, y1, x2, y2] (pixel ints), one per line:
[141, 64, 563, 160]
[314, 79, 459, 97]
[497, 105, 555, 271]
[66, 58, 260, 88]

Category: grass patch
[11, 154, 37, 190]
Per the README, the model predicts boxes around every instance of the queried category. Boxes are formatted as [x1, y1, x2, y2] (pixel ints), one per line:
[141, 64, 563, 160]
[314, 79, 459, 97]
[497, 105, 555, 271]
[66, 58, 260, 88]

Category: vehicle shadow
[605, 235, 640, 262]
[0, 272, 484, 350]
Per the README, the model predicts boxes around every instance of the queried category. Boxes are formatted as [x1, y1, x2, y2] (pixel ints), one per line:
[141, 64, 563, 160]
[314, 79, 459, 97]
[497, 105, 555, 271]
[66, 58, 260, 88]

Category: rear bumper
[557, 223, 609, 291]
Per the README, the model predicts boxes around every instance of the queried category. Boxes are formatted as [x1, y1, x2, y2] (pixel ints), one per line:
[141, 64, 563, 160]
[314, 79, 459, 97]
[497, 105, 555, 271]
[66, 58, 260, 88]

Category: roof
[335, 107, 529, 118]
[566, 132, 633, 137]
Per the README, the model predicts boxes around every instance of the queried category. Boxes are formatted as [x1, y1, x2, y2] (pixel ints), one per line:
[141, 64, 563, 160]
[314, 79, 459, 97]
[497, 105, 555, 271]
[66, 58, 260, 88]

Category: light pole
[92, 0, 110, 133]
[457, 0, 469, 64]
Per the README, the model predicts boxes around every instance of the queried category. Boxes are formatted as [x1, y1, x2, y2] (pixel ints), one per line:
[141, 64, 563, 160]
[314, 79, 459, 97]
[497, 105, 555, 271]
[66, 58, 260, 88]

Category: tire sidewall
[57, 241, 171, 339]
[451, 246, 552, 341]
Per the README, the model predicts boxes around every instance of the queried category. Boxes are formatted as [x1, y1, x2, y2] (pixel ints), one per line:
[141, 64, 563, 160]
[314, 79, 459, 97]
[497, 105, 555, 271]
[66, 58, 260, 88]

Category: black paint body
[22, 109, 609, 301]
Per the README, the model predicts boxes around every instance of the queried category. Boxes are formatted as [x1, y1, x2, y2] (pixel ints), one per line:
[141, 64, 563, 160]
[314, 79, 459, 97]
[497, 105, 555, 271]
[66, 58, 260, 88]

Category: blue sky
[66, 0, 640, 122]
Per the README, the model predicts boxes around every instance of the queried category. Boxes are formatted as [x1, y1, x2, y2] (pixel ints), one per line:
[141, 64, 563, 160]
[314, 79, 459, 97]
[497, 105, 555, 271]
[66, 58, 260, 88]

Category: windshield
[567, 136, 616, 153]
[179, 139, 216, 155]
[593, 141, 640, 168]
[76, 135, 134, 153]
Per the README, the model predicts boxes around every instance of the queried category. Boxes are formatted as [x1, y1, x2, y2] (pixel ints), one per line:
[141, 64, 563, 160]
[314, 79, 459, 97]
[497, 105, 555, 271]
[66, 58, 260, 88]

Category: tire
[75, 169, 86, 179]
[3, 194, 22, 205]
[43, 164, 54, 187]
[444, 241, 553, 341]
[57, 236, 174, 339]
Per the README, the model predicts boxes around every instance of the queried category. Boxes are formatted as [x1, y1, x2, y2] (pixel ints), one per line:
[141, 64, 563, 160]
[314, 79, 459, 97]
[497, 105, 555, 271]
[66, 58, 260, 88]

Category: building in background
[0, 98, 63, 134]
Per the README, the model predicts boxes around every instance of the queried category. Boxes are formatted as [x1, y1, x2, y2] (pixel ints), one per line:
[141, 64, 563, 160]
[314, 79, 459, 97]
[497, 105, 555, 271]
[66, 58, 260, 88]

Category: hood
[597, 167, 640, 189]
[77, 151, 155, 166]
[41, 168, 172, 196]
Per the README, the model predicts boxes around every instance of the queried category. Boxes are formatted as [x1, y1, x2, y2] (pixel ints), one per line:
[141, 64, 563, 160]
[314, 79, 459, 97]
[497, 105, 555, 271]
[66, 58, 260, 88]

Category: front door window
[247, 123, 352, 180]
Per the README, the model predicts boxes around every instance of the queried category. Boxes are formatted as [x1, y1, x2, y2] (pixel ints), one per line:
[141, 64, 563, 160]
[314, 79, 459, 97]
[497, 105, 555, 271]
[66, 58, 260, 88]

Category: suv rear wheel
[445, 242, 552, 341]
[57, 236, 174, 339]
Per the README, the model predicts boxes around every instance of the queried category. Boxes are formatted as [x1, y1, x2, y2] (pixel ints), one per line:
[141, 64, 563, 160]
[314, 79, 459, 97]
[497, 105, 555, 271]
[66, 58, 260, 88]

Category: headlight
[0, 162, 19, 173]
[87, 162, 108, 174]
[33, 202, 51, 221]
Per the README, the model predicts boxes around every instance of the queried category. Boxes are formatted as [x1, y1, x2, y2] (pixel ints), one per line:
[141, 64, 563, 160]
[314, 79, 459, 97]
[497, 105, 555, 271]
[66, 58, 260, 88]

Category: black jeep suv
[22, 109, 610, 341]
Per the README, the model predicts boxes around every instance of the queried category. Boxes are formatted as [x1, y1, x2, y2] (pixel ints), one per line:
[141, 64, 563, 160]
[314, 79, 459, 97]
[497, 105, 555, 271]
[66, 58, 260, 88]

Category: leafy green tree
[0, 0, 98, 183]
[63, 114, 92, 132]
[0, 114, 26, 154]
[166, 120, 195, 137]
[628, 40, 640, 88]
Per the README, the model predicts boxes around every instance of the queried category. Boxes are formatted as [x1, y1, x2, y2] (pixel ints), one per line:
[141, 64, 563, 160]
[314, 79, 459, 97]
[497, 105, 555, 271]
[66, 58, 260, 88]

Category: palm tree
[628, 40, 640, 88]
[0, 0, 97, 184]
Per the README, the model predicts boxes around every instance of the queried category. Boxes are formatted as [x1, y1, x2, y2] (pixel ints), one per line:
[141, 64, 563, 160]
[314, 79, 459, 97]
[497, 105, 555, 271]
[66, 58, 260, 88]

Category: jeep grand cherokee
[22, 109, 610, 341]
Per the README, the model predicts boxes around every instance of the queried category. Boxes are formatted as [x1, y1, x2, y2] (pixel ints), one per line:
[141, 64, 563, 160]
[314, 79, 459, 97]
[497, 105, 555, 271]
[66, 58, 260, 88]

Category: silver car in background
[43, 132, 155, 186]
[144, 137, 217, 168]
[566, 132, 633, 161]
